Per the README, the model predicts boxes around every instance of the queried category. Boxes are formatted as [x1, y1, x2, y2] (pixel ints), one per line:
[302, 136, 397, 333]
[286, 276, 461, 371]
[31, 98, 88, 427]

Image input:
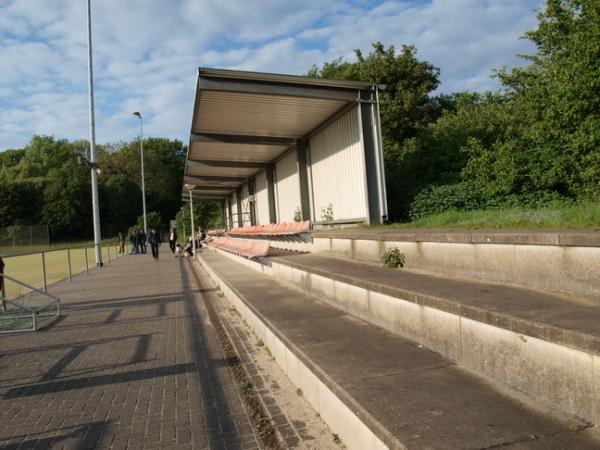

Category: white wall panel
[275, 151, 301, 222]
[255, 171, 270, 225]
[309, 107, 368, 221]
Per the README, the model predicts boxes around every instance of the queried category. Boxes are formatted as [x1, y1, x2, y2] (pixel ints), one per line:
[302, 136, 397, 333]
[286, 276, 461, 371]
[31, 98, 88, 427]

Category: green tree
[41, 164, 92, 238]
[0, 179, 46, 227]
[175, 201, 222, 242]
[100, 174, 142, 236]
[466, 0, 600, 203]
[98, 137, 186, 221]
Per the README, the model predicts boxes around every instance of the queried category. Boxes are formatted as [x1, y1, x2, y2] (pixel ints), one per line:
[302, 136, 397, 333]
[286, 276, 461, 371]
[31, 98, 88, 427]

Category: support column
[236, 188, 243, 227]
[220, 200, 226, 228]
[266, 165, 277, 224]
[189, 190, 195, 259]
[248, 178, 257, 225]
[296, 143, 311, 221]
[359, 90, 387, 224]
[227, 198, 234, 229]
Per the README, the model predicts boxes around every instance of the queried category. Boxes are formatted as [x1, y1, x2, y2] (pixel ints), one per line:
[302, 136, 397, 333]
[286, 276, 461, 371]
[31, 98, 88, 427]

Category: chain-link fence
[0, 225, 49, 247]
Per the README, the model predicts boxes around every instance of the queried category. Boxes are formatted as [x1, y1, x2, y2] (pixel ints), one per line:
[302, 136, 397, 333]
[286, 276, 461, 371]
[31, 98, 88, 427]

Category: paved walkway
[0, 251, 262, 450]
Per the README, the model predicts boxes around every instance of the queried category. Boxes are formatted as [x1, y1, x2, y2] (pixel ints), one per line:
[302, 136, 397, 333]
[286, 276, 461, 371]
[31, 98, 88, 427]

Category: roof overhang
[183, 67, 375, 200]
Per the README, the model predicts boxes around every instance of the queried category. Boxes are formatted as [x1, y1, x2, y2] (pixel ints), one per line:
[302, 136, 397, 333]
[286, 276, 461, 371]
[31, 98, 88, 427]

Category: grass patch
[373, 201, 600, 230]
[1, 240, 124, 299]
[0, 237, 119, 257]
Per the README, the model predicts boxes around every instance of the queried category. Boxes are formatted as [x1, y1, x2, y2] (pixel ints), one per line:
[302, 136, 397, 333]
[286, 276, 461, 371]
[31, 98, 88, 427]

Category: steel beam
[266, 164, 277, 224]
[227, 197, 233, 229]
[220, 200, 226, 228]
[188, 159, 267, 169]
[236, 188, 243, 227]
[359, 90, 387, 224]
[296, 144, 311, 221]
[184, 175, 246, 183]
[198, 76, 358, 102]
[184, 185, 235, 192]
[190, 132, 297, 147]
[182, 195, 226, 201]
[248, 177, 257, 226]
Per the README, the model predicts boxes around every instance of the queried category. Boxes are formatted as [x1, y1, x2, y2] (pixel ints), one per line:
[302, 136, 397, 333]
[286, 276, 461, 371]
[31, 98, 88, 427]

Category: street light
[184, 184, 196, 260]
[86, 0, 102, 266]
[133, 111, 147, 234]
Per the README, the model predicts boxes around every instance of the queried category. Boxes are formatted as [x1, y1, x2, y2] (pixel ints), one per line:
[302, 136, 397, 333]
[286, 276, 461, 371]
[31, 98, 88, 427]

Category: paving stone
[0, 253, 262, 449]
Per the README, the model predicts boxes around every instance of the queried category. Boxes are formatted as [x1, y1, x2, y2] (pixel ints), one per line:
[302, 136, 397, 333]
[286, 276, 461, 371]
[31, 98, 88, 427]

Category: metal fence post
[67, 248, 72, 281]
[84, 246, 89, 275]
[41, 251, 47, 293]
[107, 246, 110, 264]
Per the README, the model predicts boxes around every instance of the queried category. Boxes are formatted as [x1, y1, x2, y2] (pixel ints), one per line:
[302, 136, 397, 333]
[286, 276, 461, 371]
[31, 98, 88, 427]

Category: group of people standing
[167, 227, 206, 257]
[117, 229, 162, 260]
[116, 226, 207, 261]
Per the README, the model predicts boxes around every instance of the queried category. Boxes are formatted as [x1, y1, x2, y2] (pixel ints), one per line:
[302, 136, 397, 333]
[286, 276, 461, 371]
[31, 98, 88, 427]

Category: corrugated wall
[240, 182, 252, 226]
[255, 171, 270, 225]
[309, 106, 368, 221]
[275, 150, 301, 222]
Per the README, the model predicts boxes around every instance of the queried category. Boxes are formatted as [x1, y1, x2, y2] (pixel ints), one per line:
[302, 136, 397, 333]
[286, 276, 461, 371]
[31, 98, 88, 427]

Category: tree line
[308, 0, 599, 221]
[0, 136, 190, 240]
[1, 0, 597, 237]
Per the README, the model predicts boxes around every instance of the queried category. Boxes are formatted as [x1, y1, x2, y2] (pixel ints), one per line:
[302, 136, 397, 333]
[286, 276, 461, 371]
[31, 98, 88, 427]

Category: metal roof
[183, 68, 376, 200]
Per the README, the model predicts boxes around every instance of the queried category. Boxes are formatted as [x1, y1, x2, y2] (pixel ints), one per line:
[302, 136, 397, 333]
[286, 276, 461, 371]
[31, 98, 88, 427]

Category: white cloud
[0, 0, 543, 151]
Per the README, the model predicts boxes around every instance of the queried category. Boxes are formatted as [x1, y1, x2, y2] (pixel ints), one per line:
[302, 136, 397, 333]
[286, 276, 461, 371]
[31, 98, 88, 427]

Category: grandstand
[183, 69, 600, 449]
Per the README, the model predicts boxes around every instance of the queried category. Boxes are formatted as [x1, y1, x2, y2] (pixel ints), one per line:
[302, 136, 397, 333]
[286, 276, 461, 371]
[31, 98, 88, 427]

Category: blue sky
[0, 0, 542, 151]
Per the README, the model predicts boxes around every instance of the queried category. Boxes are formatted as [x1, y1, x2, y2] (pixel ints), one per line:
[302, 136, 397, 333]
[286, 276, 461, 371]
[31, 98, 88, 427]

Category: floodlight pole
[189, 189, 195, 260]
[133, 112, 147, 234]
[87, 0, 102, 266]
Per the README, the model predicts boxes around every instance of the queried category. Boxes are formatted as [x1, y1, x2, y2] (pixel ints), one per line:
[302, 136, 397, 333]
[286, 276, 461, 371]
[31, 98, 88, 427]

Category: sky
[0, 0, 543, 151]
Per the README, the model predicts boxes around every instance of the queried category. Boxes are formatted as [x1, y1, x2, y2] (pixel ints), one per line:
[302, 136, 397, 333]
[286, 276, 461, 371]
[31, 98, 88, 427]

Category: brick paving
[0, 251, 262, 450]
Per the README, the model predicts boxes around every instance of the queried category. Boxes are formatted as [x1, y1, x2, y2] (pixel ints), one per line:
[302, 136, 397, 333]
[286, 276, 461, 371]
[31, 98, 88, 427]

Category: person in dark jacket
[129, 232, 138, 254]
[168, 228, 177, 254]
[148, 229, 161, 260]
[138, 229, 146, 254]
[118, 232, 125, 254]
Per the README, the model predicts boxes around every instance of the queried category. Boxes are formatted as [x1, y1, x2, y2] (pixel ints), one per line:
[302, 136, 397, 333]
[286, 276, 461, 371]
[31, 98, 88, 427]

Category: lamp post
[185, 184, 196, 260]
[86, 0, 102, 266]
[133, 112, 147, 234]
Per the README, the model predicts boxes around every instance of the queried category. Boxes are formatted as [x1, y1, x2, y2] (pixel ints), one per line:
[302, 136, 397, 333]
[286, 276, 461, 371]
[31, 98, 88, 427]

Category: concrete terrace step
[196, 250, 600, 450]
[310, 228, 600, 297]
[269, 253, 600, 426]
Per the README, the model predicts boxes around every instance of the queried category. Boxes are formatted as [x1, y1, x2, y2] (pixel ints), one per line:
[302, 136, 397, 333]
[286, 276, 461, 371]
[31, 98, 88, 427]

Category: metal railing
[1, 242, 127, 298]
[0, 272, 61, 332]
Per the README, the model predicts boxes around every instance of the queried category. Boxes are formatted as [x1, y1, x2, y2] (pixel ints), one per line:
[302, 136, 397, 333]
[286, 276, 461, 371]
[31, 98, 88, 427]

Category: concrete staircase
[196, 241, 600, 449]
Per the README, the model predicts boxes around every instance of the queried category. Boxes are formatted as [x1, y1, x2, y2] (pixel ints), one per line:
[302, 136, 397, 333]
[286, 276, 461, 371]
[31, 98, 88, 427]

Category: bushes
[409, 183, 484, 220]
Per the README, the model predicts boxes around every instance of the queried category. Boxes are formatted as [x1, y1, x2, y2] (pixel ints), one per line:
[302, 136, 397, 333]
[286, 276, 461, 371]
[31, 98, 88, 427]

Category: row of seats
[208, 237, 270, 259]
[228, 220, 310, 236]
[207, 228, 226, 236]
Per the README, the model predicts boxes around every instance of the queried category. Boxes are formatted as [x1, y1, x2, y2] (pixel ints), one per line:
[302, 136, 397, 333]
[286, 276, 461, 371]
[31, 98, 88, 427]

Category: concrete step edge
[266, 255, 600, 425]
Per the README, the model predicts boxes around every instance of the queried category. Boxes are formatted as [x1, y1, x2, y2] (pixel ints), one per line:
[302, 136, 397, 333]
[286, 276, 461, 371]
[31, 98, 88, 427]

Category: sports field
[1, 243, 124, 300]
